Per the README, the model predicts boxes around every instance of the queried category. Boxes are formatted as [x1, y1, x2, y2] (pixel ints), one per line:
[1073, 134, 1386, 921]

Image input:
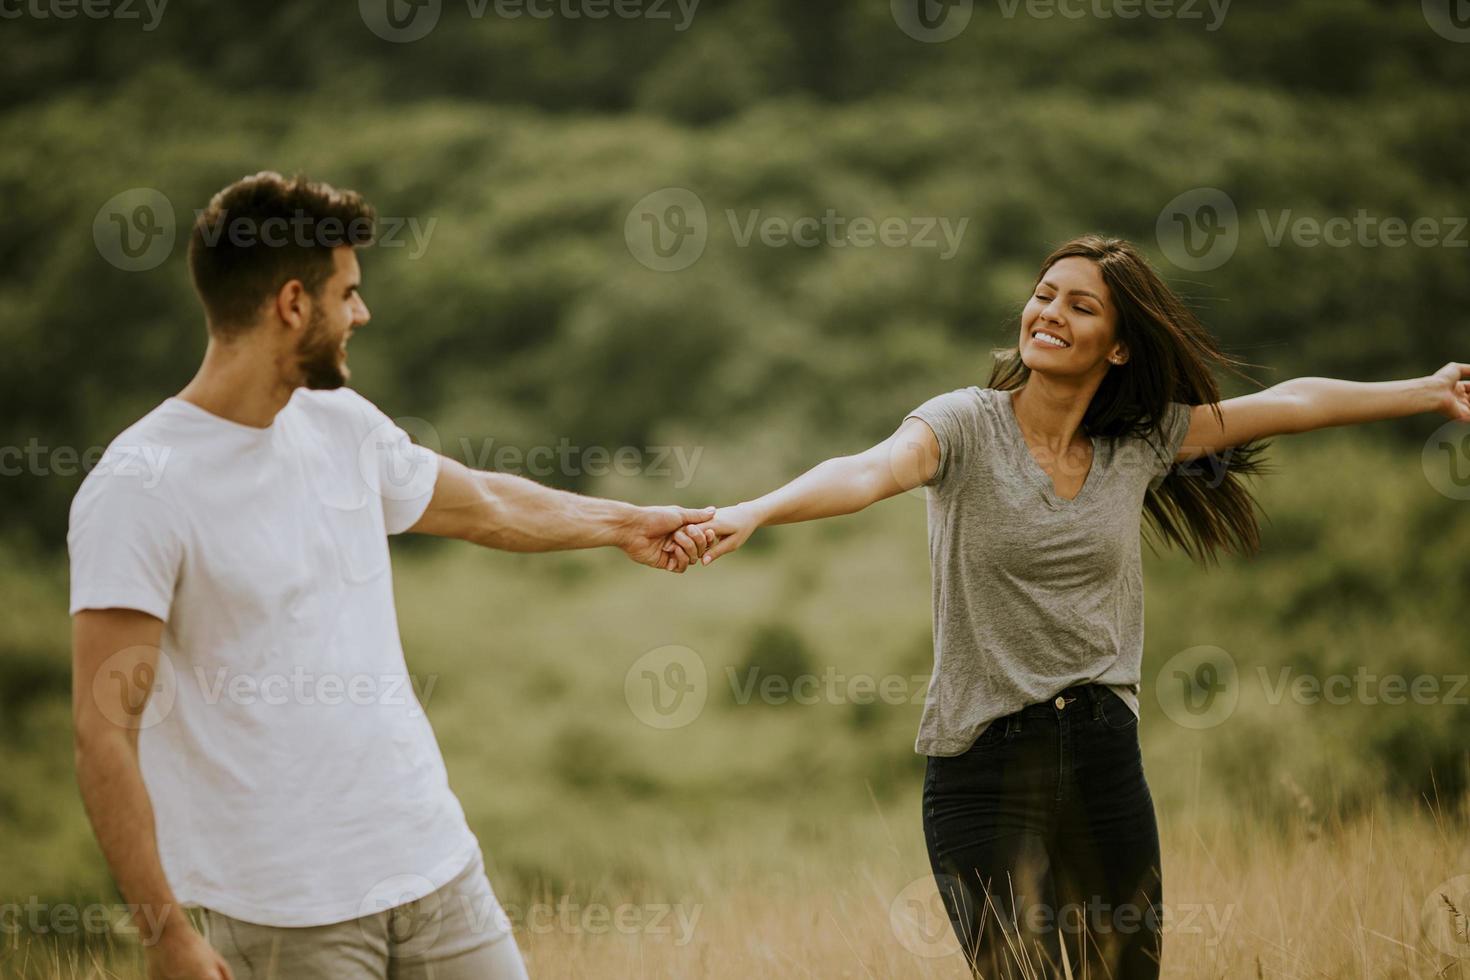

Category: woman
[683, 236, 1470, 978]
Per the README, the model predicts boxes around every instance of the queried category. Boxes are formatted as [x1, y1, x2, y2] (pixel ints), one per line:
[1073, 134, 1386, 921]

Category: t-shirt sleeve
[341, 390, 442, 535]
[905, 388, 980, 488]
[1147, 401, 1195, 491]
[67, 462, 183, 620]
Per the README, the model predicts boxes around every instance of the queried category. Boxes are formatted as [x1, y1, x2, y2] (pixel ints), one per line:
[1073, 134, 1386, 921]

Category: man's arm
[72, 608, 232, 980]
[1176, 363, 1469, 461]
[404, 454, 716, 571]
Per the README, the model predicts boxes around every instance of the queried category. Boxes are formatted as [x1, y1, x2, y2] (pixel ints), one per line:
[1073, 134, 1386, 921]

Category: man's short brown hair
[188, 172, 376, 335]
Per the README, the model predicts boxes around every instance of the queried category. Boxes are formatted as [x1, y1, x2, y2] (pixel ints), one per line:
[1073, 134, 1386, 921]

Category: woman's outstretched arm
[695, 416, 942, 565]
[1177, 361, 1470, 462]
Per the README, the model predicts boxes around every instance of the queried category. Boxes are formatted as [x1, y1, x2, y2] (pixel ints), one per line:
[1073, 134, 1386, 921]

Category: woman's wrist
[738, 498, 774, 529]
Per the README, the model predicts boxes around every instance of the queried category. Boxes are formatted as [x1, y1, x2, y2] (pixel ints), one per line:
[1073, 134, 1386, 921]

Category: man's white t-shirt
[67, 387, 492, 929]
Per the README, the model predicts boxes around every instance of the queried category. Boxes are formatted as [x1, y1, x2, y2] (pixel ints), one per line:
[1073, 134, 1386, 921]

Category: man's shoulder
[70, 402, 186, 521]
[291, 386, 387, 433]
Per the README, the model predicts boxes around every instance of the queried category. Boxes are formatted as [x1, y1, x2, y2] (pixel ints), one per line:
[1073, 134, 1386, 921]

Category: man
[69, 171, 715, 979]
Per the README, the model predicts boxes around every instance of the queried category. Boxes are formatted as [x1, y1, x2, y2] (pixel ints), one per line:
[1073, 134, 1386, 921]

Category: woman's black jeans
[922, 683, 1163, 979]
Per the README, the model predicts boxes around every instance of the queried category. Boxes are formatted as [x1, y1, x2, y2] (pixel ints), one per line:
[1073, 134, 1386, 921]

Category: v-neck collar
[998, 387, 1100, 508]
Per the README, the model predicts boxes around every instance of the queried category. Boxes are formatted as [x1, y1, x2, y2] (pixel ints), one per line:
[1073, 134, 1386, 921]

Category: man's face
[297, 247, 370, 390]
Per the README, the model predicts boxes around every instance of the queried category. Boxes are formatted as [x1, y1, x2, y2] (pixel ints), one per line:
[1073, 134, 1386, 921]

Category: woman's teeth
[1034, 331, 1070, 349]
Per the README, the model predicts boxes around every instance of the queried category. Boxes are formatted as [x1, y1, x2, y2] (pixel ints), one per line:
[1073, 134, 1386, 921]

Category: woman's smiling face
[1018, 256, 1128, 376]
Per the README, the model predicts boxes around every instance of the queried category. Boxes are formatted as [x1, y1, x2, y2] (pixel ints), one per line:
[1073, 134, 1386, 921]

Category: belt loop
[1008, 712, 1021, 737]
[1087, 685, 1104, 722]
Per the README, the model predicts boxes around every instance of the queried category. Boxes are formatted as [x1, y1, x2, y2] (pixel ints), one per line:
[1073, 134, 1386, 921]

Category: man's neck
[176, 337, 296, 430]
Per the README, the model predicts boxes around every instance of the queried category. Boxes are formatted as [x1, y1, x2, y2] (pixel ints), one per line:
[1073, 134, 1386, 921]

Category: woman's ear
[1107, 345, 1129, 366]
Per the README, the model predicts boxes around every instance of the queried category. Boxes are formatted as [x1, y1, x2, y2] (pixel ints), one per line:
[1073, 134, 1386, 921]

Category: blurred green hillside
[3, 0, 1468, 546]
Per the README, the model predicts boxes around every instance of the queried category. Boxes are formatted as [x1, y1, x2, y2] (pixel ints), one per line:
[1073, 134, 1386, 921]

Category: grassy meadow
[3, 430, 1468, 977]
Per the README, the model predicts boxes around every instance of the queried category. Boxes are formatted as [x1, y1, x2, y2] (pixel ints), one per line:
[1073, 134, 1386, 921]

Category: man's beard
[297, 306, 348, 391]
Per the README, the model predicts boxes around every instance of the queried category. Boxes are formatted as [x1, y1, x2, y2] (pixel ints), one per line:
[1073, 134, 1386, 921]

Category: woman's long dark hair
[987, 235, 1272, 565]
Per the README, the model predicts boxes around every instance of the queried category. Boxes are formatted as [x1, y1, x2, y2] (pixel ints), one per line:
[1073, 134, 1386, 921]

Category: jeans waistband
[1002, 683, 1113, 728]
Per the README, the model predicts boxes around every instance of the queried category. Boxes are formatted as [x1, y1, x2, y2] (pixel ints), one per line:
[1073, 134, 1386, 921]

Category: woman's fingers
[702, 530, 745, 566]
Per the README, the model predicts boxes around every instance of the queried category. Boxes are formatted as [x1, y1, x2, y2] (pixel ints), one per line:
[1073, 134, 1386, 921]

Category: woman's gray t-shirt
[906, 386, 1194, 756]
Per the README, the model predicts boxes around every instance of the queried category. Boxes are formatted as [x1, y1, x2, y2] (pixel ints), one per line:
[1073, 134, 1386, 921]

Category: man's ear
[274, 279, 309, 332]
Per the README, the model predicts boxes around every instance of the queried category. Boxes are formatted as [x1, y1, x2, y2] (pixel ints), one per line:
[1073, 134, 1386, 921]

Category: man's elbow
[73, 712, 137, 771]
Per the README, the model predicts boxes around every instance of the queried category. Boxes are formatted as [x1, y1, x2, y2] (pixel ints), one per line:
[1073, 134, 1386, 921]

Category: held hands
[1429, 362, 1470, 421]
[683, 502, 763, 567]
[619, 504, 719, 573]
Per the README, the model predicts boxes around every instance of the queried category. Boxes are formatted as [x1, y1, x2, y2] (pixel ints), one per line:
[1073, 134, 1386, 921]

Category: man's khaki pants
[201, 852, 529, 979]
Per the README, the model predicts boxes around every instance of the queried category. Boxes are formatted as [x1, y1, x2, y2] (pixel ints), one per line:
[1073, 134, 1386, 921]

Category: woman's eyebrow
[1038, 279, 1103, 303]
